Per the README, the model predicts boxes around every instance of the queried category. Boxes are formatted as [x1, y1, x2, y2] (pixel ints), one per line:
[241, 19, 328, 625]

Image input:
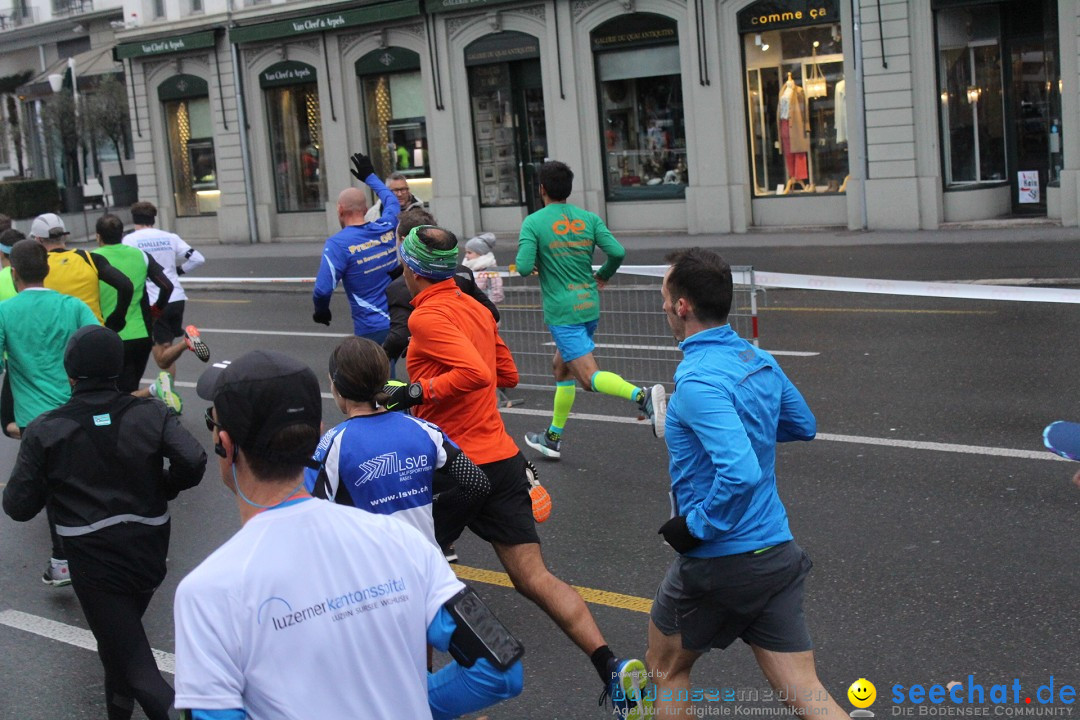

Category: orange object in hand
[530, 484, 551, 523]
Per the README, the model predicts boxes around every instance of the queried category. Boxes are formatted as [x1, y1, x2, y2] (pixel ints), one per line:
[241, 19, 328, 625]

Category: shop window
[936, 8, 1006, 187]
[261, 61, 325, 213]
[739, 0, 847, 196]
[465, 32, 547, 211]
[592, 14, 686, 201]
[159, 75, 218, 217]
[356, 48, 430, 203]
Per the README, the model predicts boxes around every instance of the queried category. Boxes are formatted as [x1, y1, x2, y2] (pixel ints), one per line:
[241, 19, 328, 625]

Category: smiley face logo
[848, 678, 876, 709]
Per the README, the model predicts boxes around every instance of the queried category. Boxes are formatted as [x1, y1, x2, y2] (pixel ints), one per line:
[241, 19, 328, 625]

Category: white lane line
[195, 327, 351, 339]
[166, 381, 1060, 462]
[540, 341, 819, 357]
[497, 407, 1064, 462]
[0, 609, 176, 675]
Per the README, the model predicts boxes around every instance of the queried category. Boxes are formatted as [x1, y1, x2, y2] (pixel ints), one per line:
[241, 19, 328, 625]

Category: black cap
[64, 325, 123, 379]
[196, 350, 322, 466]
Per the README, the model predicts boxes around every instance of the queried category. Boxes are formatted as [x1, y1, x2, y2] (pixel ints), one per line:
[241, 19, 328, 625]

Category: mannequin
[778, 72, 810, 193]
[835, 76, 849, 193]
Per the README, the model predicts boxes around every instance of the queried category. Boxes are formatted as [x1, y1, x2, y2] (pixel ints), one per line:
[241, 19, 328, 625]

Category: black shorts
[434, 451, 540, 548]
[151, 301, 185, 345]
[118, 338, 154, 393]
[651, 540, 814, 653]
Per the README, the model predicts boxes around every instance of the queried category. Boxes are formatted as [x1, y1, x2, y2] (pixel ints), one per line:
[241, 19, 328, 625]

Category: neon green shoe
[155, 371, 183, 415]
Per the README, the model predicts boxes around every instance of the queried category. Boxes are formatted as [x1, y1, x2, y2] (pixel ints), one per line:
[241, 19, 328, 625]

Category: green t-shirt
[0, 267, 15, 303]
[0, 288, 99, 428]
[93, 243, 149, 341]
[515, 202, 626, 326]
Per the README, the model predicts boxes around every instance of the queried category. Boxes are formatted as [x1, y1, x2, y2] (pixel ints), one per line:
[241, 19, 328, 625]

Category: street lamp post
[47, 57, 82, 188]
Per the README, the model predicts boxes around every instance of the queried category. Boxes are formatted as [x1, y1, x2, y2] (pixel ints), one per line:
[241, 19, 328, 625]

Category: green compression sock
[590, 371, 639, 402]
[549, 380, 576, 436]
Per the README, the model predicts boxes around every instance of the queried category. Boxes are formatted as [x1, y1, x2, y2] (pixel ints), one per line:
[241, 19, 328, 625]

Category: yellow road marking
[757, 306, 993, 315]
[452, 564, 651, 614]
[186, 299, 252, 304]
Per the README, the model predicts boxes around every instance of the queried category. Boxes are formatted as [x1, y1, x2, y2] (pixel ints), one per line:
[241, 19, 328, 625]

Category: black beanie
[64, 326, 124, 380]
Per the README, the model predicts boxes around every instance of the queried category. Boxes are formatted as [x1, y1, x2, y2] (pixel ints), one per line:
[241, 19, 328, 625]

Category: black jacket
[3, 384, 206, 540]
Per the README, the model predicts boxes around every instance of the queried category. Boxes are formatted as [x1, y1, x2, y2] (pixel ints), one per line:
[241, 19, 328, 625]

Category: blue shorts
[548, 321, 598, 363]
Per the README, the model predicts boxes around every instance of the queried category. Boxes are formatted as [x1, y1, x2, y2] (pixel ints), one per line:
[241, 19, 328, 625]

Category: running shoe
[155, 371, 183, 415]
[637, 384, 667, 439]
[442, 544, 459, 564]
[599, 658, 653, 719]
[524, 430, 561, 460]
[42, 558, 71, 587]
[184, 325, 211, 362]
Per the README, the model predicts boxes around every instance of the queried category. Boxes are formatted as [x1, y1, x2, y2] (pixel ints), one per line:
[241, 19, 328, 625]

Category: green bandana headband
[399, 225, 458, 280]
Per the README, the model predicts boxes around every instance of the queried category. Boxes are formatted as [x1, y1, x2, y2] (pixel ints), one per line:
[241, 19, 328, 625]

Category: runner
[306, 335, 490, 546]
[386, 224, 652, 718]
[30, 213, 133, 334]
[646, 248, 846, 719]
[124, 200, 210, 414]
[0, 239, 100, 583]
[312, 152, 400, 343]
[515, 161, 665, 461]
[92, 213, 174, 398]
[179, 349, 522, 719]
[3, 325, 206, 720]
[0, 229, 22, 439]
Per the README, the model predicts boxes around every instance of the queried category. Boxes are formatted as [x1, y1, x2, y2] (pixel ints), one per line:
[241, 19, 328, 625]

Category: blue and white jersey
[305, 412, 454, 546]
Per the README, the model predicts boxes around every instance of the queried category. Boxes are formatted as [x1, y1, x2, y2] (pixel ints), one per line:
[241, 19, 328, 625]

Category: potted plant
[38, 90, 83, 212]
[85, 75, 138, 207]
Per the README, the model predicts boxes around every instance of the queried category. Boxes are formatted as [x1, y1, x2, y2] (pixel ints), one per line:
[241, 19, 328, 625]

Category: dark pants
[71, 581, 174, 720]
[1, 372, 14, 437]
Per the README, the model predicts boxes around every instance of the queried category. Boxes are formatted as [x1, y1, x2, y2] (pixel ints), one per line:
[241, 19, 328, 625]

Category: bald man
[312, 152, 401, 342]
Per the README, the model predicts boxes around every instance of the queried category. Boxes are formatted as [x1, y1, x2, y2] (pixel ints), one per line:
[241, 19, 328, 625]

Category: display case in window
[740, 0, 847, 197]
[161, 79, 219, 217]
[261, 61, 325, 214]
[357, 49, 430, 194]
[593, 14, 687, 201]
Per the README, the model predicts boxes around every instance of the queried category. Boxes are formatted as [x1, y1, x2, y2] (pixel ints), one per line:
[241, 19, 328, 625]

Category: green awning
[115, 30, 217, 60]
[229, 0, 419, 44]
[355, 47, 421, 75]
[426, 0, 519, 12]
[158, 74, 209, 101]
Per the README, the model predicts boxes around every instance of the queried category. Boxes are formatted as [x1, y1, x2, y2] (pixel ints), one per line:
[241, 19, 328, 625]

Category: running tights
[71, 582, 175, 720]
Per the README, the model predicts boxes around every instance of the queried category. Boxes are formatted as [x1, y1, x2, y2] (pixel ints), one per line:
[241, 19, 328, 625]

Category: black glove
[658, 516, 702, 554]
[383, 380, 424, 411]
[312, 308, 332, 326]
[350, 152, 375, 182]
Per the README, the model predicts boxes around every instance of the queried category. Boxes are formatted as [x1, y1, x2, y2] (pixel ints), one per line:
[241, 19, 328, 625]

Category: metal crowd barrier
[493, 266, 758, 391]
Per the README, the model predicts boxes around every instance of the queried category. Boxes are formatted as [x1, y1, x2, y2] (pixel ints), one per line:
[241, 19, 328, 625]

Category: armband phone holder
[446, 586, 524, 671]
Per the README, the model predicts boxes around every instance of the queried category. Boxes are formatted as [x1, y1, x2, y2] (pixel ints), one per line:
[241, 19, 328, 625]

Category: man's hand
[312, 308, 332, 326]
[150, 304, 165, 319]
[350, 152, 375, 182]
[594, 274, 607, 290]
[383, 380, 424, 411]
[658, 516, 702, 554]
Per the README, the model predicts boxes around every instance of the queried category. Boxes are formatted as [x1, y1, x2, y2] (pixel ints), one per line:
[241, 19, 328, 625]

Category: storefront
[260, 60, 326, 213]
[158, 74, 220, 217]
[355, 47, 431, 204]
[464, 31, 547, 213]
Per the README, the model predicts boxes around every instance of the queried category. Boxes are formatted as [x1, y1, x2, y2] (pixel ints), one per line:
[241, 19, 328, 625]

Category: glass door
[513, 59, 546, 213]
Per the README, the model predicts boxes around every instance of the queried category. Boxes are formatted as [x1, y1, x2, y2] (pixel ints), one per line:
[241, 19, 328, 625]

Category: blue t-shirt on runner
[304, 411, 458, 546]
[312, 174, 400, 336]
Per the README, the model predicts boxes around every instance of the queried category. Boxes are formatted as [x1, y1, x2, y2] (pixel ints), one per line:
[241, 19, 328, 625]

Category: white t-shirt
[174, 499, 463, 719]
[123, 227, 205, 304]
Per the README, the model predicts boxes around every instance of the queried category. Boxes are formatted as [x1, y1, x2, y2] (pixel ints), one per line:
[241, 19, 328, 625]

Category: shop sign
[1018, 171, 1040, 204]
[355, 47, 421, 76]
[427, 0, 519, 12]
[464, 31, 540, 66]
[115, 30, 216, 60]
[736, 0, 839, 33]
[591, 13, 677, 51]
[259, 60, 317, 88]
[230, 0, 419, 44]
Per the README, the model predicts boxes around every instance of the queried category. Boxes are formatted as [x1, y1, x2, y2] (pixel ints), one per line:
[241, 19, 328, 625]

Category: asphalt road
[0, 234, 1078, 719]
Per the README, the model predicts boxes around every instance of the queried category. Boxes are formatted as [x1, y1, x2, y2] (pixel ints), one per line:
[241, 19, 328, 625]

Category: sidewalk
[6, 206, 132, 244]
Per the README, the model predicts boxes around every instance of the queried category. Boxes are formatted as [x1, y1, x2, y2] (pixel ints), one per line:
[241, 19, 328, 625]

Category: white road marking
[497, 407, 1064, 462]
[194, 327, 351, 338]
[0, 609, 176, 675]
[540, 341, 819, 357]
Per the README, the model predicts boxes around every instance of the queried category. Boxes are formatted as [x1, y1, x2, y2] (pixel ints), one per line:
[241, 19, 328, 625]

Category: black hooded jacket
[3, 327, 207, 589]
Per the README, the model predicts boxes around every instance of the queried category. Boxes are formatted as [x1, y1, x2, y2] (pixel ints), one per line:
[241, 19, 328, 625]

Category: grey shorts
[650, 540, 814, 653]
